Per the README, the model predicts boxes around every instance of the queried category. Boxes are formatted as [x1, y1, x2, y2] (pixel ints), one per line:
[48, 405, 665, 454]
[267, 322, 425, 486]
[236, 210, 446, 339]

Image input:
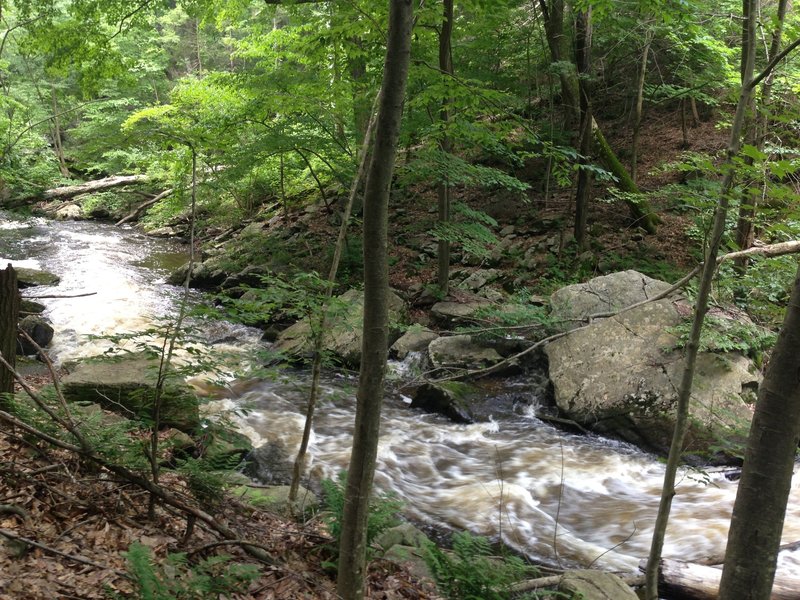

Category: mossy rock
[61, 356, 200, 432]
[229, 484, 318, 515]
[410, 382, 476, 423]
[15, 267, 60, 288]
[198, 422, 253, 469]
[19, 299, 46, 314]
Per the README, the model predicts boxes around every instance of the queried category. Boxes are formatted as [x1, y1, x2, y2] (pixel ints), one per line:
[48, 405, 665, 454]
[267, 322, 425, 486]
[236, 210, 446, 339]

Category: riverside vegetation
[3, 0, 800, 598]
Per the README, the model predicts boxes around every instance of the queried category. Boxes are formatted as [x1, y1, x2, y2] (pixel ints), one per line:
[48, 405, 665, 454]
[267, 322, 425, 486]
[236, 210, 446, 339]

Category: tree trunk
[643, 2, 757, 599]
[35, 174, 151, 201]
[592, 120, 659, 233]
[631, 30, 652, 185]
[436, 0, 454, 295]
[0, 265, 19, 407]
[336, 1, 412, 598]
[539, 0, 580, 129]
[718, 263, 800, 598]
[573, 7, 592, 250]
[733, 0, 789, 274]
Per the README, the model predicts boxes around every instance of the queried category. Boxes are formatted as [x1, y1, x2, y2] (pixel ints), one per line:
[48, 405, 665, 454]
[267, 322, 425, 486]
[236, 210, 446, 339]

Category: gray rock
[167, 256, 227, 289]
[430, 299, 490, 327]
[545, 272, 760, 458]
[411, 382, 475, 423]
[243, 441, 293, 485]
[146, 225, 188, 237]
[428, 335, 503, 371]
[61, 356, 200, 432]
[15, 267, 60, 288]
[55, 203, 82, 220]
[550, 270, 673, 328]
[273, 289, 408, 367]
[390, 328, 439, 360]
[17, 315, 54, 354]
[459, 269, 501, 292]
[20, 299, 46, 314]
[559, 570, 639, 600]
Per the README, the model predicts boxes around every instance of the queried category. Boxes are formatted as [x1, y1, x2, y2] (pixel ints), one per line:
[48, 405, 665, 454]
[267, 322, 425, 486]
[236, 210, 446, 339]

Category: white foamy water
[5, 211, 800, 575]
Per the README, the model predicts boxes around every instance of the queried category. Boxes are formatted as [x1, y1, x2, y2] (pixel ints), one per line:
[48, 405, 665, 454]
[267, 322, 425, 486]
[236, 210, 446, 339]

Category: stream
[4, 210, 800, 576]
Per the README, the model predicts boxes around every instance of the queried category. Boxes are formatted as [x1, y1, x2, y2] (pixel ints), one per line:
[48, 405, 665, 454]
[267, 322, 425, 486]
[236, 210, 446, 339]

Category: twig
[0, 528, 130, 578]
[186, 539, 278, 557]
[21, 292, 97, 299]
[0, 504, 30, 522]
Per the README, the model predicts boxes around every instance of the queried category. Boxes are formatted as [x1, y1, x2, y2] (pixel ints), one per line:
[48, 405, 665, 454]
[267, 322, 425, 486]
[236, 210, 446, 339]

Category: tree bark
[0, 265, 19, 406]
[336, 1, 412, 598]
[573, 7, 592, 250]
[539, 0, 580, 129]
[631, 31, 652, 184]
[718, 267, 800, 598]
[644, 2, 757, 598]
[436, 0, 454, 295]
[36, 174, 151, 201]
[733, 0, 789, 274]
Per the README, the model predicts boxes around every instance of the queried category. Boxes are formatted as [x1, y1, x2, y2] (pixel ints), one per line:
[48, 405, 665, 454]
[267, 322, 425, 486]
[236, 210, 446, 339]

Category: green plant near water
[320, 471, 402, 565]
[667, 315, 776, 363]
[423, 531, 537, 600]
[109, 542, 258, 599]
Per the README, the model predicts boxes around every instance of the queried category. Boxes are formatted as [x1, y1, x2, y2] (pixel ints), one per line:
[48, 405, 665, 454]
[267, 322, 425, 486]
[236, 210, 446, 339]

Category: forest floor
[1, 107, 731, 599]
[0, 386, 441, 599]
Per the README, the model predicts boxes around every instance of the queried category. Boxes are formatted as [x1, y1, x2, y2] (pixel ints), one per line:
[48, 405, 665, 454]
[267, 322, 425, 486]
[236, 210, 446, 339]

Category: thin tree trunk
[336, 0, 412, 597]
[718, 262, 800, 598]
[539, 0, 580, 129]
[50, 86, 69, 178]
[436, 0, 454, 295]
[288, 99, 379, 504]
[631, 31, 651, 184]
[0, 265, 19, 406]
[643, 2, 757, 598]
[733, 0, 789, 274]
[573, 7, 592, 250]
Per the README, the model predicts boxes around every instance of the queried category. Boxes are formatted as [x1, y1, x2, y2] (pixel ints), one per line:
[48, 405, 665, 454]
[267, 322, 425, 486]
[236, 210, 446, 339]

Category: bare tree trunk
[733, 0, 789, 274]
[336, 0, 412, 597]
[436, 0, 454, 295]
[644, 2, 758, 598]
[0, 265, 19, 406]
[50, 86, 70, 178]
[718, 262, 800, 598]
[539, 0, 580, 129]
[631, 30, 652, 185]
[33, 174, 151, 201]
[573, 7, 592, 250]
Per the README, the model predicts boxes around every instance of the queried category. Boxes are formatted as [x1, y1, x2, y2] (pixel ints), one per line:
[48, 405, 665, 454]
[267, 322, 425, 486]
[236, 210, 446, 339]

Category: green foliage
[430, 202, 499, 260]
[667, 315, 776, 359]
[423, 531, 535, 600]
[113, 542, 258, 600]
[320, 471, 402, 564]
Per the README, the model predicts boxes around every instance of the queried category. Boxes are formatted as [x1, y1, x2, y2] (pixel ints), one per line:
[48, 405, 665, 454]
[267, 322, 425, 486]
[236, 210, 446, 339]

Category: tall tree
[336, 0, 412, 598]
[436, 0, 454, 294]
[644, 1, 758, 597]
[718, 261, 800, 599]
[573, 6, 592, 249]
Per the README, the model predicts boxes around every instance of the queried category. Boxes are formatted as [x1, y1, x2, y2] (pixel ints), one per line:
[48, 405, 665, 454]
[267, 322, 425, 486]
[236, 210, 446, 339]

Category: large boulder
[273, 289, 408, 367]
[545, 272, 759, 459]
[389, 327, 439, 360]
[167, 255, 227, 289]
[61, 356, 200, 432]
[558, 570, 639, 600]
[550, 269, 673, 329]
[430, 298, 490, 327]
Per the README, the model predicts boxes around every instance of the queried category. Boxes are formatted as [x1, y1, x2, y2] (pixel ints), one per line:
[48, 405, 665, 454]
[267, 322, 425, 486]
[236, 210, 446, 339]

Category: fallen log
[115, 188, 173, 226]
[40, 174, 150, 201]
[641, 558, 800, 600]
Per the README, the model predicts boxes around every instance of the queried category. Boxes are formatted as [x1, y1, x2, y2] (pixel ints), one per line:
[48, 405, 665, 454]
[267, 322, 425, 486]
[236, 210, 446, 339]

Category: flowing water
[4, 210, 800, 575]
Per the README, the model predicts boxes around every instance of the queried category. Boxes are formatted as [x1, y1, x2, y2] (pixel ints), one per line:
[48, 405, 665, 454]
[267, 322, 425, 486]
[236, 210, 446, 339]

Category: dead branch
[0, 528, 130, 578]
[116, 188, 174, 226]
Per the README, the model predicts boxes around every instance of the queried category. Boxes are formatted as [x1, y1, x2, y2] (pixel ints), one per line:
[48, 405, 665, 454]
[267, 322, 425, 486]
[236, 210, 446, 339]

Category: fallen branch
[0, 528, 130, 578]
[510, 572, 644, 594]
[22, 292, 97, 299]
[116, 188, 174, 226]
